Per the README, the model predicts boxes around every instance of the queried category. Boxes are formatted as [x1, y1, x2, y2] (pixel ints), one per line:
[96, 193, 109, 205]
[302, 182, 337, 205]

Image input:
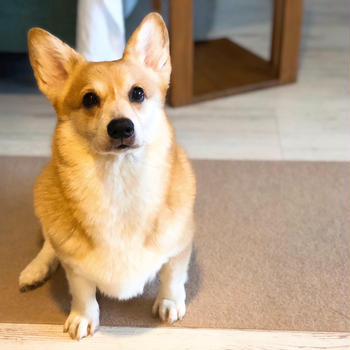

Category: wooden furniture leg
[271, 0, 304, 83]
[168, 0, 193, 106]
[152, 0, 162, 14]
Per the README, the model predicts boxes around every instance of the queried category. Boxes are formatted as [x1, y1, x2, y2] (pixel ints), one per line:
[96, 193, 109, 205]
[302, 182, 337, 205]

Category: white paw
[152, 298, 186, 324]
[19, 261, 50, 291]
[64, 311, 99, 340]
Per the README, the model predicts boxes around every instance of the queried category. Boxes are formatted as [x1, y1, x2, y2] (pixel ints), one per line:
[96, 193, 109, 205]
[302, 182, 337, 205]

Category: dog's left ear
[124, 13, 171, 84]
[28, 28, 84, 106]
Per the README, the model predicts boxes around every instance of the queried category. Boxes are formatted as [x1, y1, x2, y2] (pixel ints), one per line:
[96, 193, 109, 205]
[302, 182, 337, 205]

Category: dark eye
[82, 92, 99, 108]
[129, 86, 145, 103]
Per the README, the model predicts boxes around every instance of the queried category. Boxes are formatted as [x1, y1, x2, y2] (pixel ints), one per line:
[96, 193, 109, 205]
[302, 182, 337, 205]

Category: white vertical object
[76, 0, 125, 62]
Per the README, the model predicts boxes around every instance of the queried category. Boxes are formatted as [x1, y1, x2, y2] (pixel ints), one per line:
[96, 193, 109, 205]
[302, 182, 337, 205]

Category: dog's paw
[19, 261, 51, 292]
[152, 297, 186, 324]
[64, 311, 99, 340]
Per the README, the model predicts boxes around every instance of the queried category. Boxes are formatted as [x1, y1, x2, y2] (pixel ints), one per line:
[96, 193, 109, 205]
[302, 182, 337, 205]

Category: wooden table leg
[152, 0, 162, 14]
[271, 0, 304, 83]
[169, 0, 193, 106]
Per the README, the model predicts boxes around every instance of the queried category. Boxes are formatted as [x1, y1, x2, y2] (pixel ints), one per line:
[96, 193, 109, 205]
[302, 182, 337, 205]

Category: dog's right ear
[123, 13, 171, 88]
[28, 28, 84, 104]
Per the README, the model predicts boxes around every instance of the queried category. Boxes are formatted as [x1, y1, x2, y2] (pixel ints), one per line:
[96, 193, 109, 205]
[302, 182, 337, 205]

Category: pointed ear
[123, 13, 171, 84]
[28, 28, 84, 104]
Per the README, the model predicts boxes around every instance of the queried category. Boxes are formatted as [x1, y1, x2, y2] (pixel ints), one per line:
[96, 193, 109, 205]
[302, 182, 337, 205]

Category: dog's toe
[152, 298, 186, 324]
[64, 312, 99, 340]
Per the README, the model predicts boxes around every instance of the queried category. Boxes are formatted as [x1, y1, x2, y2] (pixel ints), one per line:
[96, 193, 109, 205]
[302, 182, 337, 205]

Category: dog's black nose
[107, 118, 134, 139]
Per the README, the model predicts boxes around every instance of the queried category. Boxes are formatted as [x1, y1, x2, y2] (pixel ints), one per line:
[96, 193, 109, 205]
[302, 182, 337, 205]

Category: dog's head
[28, 13, 171, 154]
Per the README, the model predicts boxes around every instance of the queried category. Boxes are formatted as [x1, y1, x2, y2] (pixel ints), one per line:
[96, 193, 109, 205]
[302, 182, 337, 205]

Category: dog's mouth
[109, 135, 139, 152]
[116, 144, 130, 150]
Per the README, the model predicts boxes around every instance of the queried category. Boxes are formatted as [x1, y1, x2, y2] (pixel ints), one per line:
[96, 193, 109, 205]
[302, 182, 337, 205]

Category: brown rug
[0, 156, 349, 331]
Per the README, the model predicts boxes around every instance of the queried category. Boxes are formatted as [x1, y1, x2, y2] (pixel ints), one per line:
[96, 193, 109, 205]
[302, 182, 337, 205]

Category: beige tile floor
[0, 1, 348, 161]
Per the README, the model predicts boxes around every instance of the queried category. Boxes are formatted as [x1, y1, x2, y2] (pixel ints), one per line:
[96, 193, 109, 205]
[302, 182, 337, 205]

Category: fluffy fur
[19, 13, 196, 340]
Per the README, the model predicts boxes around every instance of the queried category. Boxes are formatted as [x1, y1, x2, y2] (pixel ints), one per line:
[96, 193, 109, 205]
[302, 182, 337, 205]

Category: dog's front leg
[63, 266, 99, 340]
[153, 244, 192, 323]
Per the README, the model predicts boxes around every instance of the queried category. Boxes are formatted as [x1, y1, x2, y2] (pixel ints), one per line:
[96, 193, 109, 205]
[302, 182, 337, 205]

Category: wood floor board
[0, 323, 349, 350]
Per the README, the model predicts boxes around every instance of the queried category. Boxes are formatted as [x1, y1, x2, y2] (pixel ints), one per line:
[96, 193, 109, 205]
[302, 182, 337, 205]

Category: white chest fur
[62, 150, 169, 299]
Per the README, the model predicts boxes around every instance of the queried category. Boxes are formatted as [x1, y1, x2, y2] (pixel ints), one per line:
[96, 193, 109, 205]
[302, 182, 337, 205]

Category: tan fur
[19, 13, 196, 340]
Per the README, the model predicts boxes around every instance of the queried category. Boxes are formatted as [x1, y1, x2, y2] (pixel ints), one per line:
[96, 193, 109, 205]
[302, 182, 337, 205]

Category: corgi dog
[18, 13, 196, 340]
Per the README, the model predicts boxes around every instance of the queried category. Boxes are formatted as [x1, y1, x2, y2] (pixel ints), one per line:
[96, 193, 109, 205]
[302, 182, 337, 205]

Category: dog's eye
[82, 92, 99, 108]
[129, 86, 145, 103]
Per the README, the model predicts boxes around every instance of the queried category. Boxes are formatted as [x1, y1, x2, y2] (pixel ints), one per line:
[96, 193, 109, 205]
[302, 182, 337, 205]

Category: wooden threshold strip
[0, 323, 349, 350]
